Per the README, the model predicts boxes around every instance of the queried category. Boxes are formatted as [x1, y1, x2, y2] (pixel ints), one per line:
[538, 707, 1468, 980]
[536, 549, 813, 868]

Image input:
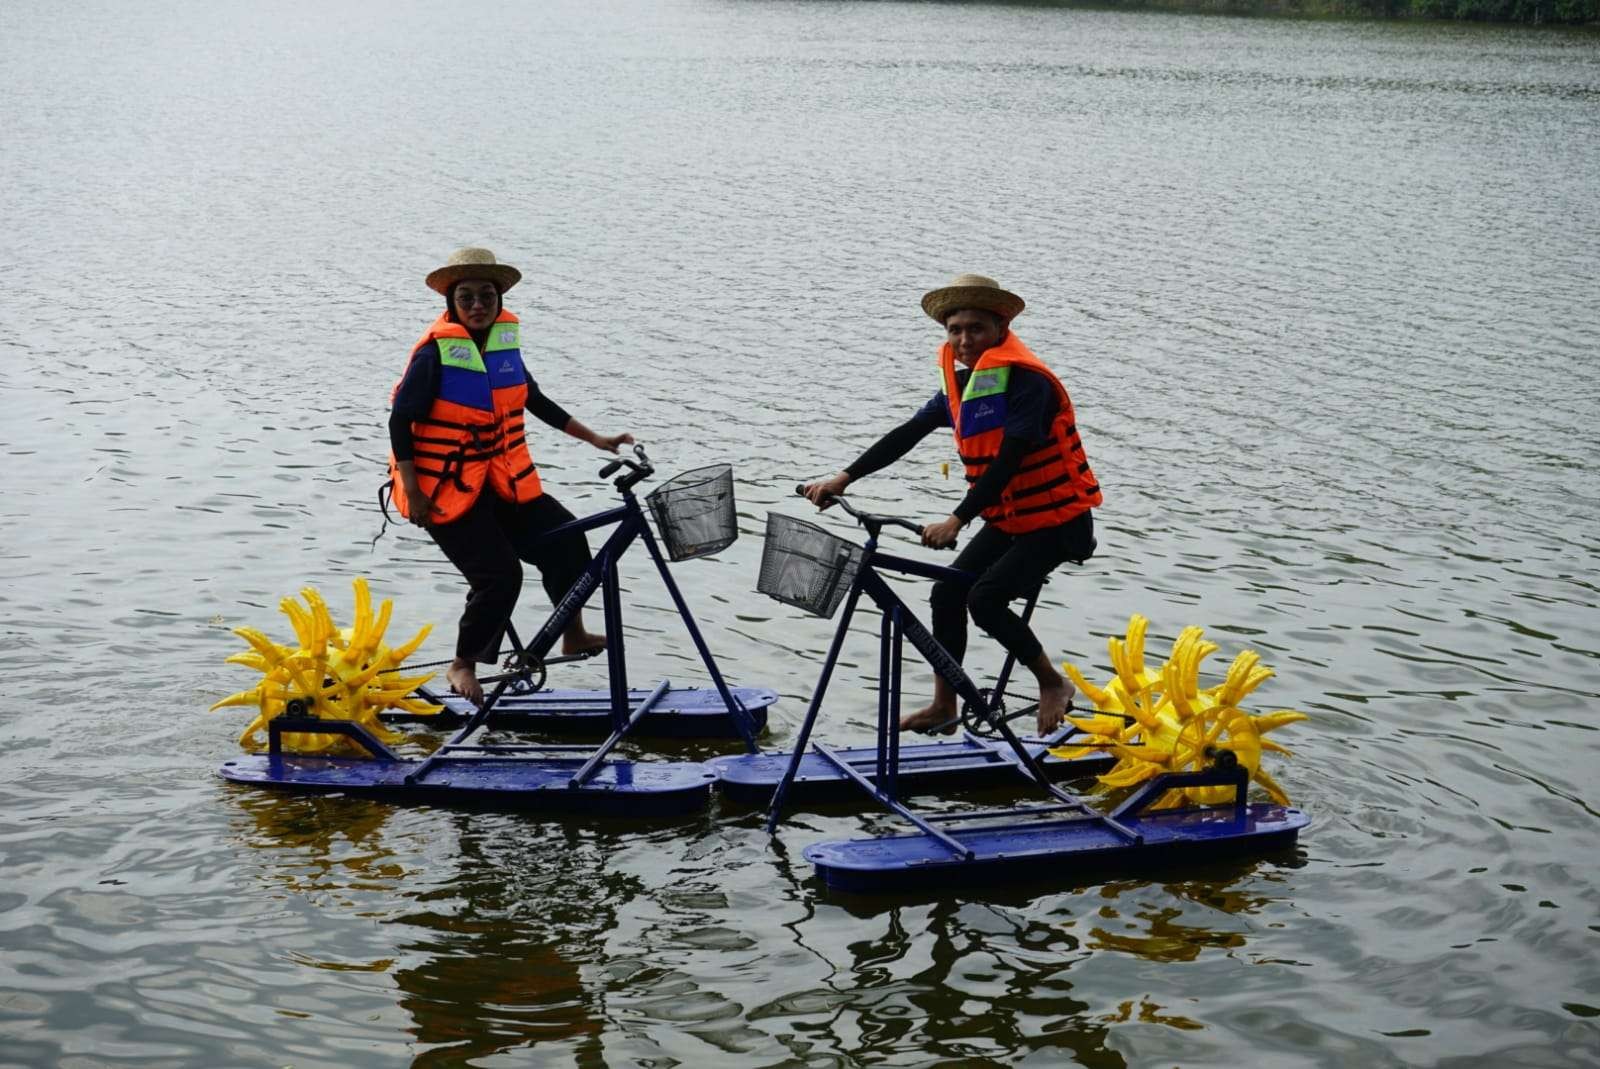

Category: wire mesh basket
[645, 464, 738, 562]
[757, 512, 864, 619]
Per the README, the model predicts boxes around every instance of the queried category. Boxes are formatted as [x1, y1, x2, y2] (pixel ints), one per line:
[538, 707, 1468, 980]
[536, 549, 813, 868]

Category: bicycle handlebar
[601, 443, 653, 492]
[793, 485, 951, 548]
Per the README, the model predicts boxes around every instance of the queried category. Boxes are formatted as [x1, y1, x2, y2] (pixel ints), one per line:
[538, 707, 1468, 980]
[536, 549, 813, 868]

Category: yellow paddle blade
[209, 690, 263, 712]
[214, 578, 441, 755]
[1255, 709, 1310, 734]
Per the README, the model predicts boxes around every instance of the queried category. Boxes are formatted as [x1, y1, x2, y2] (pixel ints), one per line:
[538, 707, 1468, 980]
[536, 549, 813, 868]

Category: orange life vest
[940, 331, 1102, 534]
[387, 310, 543, 524]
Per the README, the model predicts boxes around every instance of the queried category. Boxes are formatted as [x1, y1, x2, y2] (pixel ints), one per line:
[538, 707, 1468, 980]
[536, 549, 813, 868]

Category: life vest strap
[1007, 492, 1083, 519]
[413, 444, 500, 463]
[958, 440, 1058, 467]
[412, 414, 495, 433]
[410, 461, 478, 491]
[1008, 471, 1077, 502]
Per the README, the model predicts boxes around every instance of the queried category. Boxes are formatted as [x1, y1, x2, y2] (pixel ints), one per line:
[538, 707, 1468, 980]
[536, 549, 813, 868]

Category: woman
[803, 274, 1101, 736]
[388, 247, 634, 704]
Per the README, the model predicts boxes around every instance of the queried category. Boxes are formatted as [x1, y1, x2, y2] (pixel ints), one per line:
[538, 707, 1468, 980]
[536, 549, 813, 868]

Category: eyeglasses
[454, 289, 498, 308]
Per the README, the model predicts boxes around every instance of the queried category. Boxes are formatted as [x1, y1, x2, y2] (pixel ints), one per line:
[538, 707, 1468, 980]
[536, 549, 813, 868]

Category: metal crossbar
[568, 678, 674, 788]
[836, 745, 1008, 769]
[813, 742, 974, 860]
[442, 743, 593, 754]
[922, 803, 1086, 823]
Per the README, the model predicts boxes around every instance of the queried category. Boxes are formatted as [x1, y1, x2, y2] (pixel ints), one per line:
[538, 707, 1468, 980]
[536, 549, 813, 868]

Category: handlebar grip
[599, 460, 623, 478]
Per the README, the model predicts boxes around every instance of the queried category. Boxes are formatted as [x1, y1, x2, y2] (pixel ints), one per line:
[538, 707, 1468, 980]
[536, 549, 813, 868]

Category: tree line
[1113, 0, 1598, 22]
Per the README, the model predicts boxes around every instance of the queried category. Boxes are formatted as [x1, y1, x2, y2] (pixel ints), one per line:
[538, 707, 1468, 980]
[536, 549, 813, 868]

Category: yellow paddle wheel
[211, 577, 442, 755]
[1055, 615, 1307, 810]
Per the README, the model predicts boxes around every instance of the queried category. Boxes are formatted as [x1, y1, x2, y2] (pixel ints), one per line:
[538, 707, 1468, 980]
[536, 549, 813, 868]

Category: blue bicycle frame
[412, 461, 760, 793]
[765, 507, 1099, 842]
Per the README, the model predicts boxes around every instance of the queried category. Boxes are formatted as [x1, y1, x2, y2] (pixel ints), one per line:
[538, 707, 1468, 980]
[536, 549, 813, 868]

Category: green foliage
[1095, 0, 1598, 20]
[1404, 0, 1599, 18]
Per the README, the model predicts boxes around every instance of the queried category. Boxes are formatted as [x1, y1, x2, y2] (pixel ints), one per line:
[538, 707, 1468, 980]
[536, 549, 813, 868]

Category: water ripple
[2, 0, 1598, 1066]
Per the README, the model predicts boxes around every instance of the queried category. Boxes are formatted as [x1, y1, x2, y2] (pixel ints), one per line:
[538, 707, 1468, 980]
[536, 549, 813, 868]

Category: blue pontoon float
[803, 762, 1309, 893]
[219, 707, 717, 815]
[727, 493, 1308, 892]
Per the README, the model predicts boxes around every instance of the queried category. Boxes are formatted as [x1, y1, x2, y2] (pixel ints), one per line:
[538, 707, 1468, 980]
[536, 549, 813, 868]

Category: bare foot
[446, 658, 483, 705]
[1037, 678, 1076, 736]
[561, 630, 607, 657]
[898, 701, 959, 734]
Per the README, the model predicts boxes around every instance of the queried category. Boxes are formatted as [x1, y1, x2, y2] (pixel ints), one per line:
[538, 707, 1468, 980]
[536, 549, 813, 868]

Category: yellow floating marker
[211, 577, 441, 755]
[1054, 615, 1307, 810]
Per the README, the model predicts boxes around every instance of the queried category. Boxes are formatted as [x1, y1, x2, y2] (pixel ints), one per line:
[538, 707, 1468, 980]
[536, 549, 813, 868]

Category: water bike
[713, 493, 1309, 892]
[214, 450, 772, 814]
[384, 446, 776, 746]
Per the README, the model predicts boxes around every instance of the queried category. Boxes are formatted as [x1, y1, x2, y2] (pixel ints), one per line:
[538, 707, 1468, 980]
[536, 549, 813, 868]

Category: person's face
[452, 280, 500, 331]
[945, 309, 1004, 368]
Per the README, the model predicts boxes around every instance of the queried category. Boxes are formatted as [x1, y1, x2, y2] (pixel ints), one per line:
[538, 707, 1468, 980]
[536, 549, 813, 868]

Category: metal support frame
[765, 529, 1075, 838]
[490, 491, 759, 752]
[569, 678, 674, 787]
[389, 485, 756, 792]
[268, 717, 400, 762]
[1109, 764, 1249, 823]
[813, 741, 973, 859]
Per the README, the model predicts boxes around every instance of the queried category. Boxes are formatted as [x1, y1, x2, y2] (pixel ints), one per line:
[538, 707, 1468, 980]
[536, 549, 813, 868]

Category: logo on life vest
[499, 359, 514, 374]
[960, 396, 1006, 436]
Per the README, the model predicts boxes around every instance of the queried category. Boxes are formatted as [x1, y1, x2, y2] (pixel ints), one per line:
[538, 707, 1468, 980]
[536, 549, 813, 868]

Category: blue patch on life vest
[485, 347, 526, 389]
[960, 395, 1007, 436]
[439, 365, 493, 410]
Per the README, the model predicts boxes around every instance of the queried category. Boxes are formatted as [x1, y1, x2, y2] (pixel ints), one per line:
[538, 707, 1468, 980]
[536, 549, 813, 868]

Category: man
[802, 274, 1101, 735]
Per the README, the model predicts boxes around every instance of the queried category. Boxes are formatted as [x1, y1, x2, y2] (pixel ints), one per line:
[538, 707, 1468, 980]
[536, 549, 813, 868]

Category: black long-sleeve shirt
[388, 340, 572, 461]
[844, 366, 1058, 523]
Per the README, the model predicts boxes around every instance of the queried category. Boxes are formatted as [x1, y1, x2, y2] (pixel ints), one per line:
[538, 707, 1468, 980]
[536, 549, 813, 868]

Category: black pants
[426, 492, 593, 663]
[929, 510, 1095, 667]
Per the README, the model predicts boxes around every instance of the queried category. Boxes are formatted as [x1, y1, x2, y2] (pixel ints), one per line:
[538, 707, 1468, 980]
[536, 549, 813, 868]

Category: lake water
[2, 1, 1598, 1065]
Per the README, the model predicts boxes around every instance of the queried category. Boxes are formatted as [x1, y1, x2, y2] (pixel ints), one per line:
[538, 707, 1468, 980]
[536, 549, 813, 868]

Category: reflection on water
[2, 0, 1598, 1064]
[390, 825, 613, 1067]
[233, 793, 413, 903]
[232, 796, 615, 1064]
[1086, 873, 1275, 963]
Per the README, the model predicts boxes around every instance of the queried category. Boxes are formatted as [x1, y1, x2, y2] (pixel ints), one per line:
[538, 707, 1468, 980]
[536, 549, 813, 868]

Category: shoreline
[1008, 0, 1600, 26]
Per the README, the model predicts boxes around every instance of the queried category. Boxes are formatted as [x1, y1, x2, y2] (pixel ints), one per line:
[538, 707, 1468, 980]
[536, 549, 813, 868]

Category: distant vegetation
[1102, 0, 1598, 22]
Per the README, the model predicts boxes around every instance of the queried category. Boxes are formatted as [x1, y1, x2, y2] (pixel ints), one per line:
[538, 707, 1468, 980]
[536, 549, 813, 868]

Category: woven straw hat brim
[426, 262, 522, 295]
[921, 284, 1025, 324]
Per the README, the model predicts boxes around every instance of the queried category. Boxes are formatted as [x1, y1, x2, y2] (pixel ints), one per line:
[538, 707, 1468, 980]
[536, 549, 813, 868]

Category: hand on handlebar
[921, 514, 963, 550]
[801, 471, 851, 509]
[599, 442, 652, 486]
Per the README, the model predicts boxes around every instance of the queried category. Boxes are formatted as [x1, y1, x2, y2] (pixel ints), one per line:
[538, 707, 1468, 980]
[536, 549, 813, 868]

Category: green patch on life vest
[963, 366, 1010, 401]
[438, 337, 485, 372]
[485, 323, 520, 353]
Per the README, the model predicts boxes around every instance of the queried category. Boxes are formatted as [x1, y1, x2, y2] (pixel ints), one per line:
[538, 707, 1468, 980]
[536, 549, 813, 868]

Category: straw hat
[425, 247, 522, 295]
[920, 273, 1025, 324]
